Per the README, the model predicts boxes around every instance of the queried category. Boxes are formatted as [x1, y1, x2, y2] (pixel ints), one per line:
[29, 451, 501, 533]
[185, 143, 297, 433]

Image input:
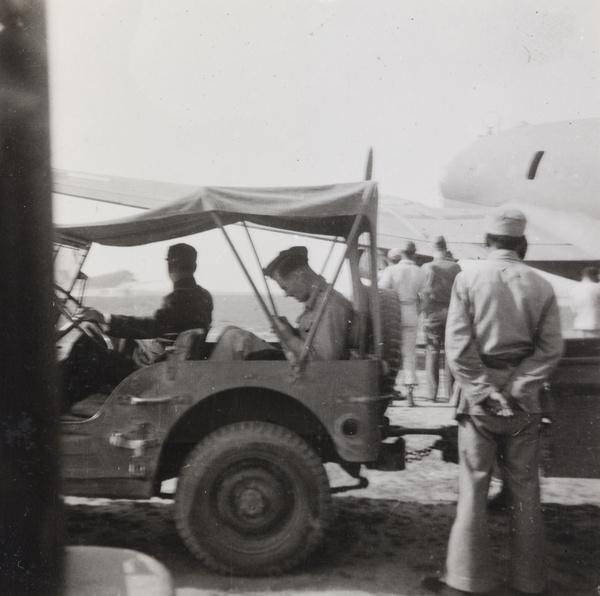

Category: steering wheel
[54, 284, 112, 349]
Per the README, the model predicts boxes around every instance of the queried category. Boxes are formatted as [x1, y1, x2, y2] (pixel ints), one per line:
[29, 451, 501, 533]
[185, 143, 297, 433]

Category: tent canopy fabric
[55, 182, 377, 247]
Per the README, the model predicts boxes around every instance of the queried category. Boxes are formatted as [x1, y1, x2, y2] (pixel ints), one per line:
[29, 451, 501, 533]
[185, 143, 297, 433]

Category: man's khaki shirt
[296, 276, 353, 360]
[421, 257, 462, 316]
[445, 249, 563, 414]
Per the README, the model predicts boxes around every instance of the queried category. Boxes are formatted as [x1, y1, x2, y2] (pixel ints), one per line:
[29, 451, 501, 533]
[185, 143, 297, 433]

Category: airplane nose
[439, 134, 502, 208]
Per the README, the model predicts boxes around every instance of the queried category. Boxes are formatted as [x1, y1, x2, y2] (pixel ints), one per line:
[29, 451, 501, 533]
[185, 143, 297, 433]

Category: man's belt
[480, 354, 528, 369]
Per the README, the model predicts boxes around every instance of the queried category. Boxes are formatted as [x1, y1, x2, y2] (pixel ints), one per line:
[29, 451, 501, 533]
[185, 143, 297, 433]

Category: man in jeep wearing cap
[425, 208, 563, 596]
[210, 245, 353, 361]
[61, 243, 213, 409]
[91, 243, 213, 340]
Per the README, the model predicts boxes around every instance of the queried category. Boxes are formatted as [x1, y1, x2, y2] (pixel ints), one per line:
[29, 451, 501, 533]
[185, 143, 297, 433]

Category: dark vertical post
[0, 1, 63, 594]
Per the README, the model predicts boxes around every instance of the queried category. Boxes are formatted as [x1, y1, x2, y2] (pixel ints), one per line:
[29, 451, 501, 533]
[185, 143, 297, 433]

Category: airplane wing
[379, 194, 594, 259]
[378, 194, 598, 279]
[378, 195, 489, 259]
[53, 169, 195, 210]
[52, 170, 597, 279]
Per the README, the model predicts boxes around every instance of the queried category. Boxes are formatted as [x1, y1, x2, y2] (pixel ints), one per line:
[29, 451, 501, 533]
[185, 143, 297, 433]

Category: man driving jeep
[60, 243, 213, 410]
[209, 246, 353, 361]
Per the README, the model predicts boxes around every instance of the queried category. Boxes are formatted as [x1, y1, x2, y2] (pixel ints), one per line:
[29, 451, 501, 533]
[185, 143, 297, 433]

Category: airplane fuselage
[440, 118, 600, 257]
[441, 118, 600, 217]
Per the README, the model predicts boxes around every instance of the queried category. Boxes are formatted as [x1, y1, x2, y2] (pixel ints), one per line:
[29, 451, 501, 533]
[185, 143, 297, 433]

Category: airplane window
[527, 150, 545, 180]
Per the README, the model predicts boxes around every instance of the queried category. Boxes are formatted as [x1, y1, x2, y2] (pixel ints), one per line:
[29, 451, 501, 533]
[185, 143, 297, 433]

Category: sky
[46, 0, 600, 292]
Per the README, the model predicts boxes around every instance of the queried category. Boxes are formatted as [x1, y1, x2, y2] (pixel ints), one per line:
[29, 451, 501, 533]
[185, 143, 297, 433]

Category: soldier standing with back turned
[424, 208, 563, 595]
[420, 236, 461, 402]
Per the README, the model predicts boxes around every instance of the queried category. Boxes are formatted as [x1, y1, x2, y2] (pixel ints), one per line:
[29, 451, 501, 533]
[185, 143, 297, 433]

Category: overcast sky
[47, 0, 600, 291]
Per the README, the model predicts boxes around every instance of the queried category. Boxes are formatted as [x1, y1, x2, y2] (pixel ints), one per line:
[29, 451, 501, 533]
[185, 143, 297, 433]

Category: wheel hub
[215, 462, 292, 535]
[237, 487, 267, 518]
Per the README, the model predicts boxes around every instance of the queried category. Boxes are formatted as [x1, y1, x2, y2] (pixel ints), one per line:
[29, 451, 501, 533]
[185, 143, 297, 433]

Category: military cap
[485, 208, 527, 237]
[166, 243, 197, 267]
[264, 246, 309, 278]
[432, 235, 447, 250]
[401, 240, 417, 255]
[387, 248, 403, 263]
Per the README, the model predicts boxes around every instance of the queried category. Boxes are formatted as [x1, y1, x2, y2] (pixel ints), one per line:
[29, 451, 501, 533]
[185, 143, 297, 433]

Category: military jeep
[54, 176, 407, 575]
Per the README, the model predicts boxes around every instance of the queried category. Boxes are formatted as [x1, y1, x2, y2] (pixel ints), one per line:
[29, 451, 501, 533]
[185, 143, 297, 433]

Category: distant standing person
[424, 208, 563, 595]
[420, 236, 461, 402]
[379, 241, 425, 406]
[570, 266, 600, 338]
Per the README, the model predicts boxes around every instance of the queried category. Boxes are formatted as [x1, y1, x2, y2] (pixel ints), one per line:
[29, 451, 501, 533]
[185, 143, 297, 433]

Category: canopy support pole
[296, 210, 367, 370]
[242, 221, 279, 317]
[211, 212, 293, 360]
[318, 237, 339, 277]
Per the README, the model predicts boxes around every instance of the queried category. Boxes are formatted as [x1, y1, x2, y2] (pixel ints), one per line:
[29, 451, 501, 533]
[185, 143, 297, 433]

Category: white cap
[485, 208, 527, 237]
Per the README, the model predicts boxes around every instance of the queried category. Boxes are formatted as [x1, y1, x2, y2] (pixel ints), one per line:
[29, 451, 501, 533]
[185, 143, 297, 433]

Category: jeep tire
[377, 288, 403, 394]
[174, 421, 333, 575]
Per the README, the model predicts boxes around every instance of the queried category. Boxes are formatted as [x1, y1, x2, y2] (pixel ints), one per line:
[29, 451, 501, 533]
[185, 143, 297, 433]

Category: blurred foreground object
[64, 547, 174, 596]
[0, 1, 63, 593]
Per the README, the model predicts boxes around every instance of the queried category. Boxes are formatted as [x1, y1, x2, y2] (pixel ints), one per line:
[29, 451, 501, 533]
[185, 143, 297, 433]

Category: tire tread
[174, 421, 333, 576]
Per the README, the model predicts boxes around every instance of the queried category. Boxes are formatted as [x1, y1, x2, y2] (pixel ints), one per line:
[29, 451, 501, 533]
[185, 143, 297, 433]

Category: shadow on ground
[64, 496, 599, 595]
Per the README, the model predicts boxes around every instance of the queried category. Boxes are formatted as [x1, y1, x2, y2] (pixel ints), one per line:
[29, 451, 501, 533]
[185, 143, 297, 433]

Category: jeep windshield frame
[54, 180, 382, 366]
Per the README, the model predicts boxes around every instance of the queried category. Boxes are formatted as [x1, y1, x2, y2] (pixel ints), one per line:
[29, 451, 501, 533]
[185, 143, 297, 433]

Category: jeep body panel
[60, 358, 388, 497]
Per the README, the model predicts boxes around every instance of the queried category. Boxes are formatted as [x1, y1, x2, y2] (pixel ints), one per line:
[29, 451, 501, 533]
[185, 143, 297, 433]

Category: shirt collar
[488, 249, 521, 261]
[305, 275, 328, 310]
[173, 275, 197, 289]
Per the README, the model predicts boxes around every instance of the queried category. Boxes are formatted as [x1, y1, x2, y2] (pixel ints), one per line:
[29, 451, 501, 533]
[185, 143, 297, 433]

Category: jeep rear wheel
[174, 421, 333, 576]
[377, 288, 403, 394]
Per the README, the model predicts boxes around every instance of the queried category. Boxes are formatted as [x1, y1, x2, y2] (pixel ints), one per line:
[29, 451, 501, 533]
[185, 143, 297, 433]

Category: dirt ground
[64, 401, 600, 596]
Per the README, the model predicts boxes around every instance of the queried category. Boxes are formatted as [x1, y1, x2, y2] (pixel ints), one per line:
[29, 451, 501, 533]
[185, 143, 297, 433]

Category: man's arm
[415, 268, 426, 314]
[309, 296, 352, 360]
[107, 314, 162, 340]
[378, 267, 392, 290]
[278, 293, 352, 361]
[271, 316, 303, 358]
[505, 292, 564, 399]
[108, 288, 213, 340]
[419, 264, 434, 312]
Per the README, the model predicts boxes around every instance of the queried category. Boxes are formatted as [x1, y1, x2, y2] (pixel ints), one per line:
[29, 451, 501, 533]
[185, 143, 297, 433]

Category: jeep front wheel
[174, 421, 333, 576]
